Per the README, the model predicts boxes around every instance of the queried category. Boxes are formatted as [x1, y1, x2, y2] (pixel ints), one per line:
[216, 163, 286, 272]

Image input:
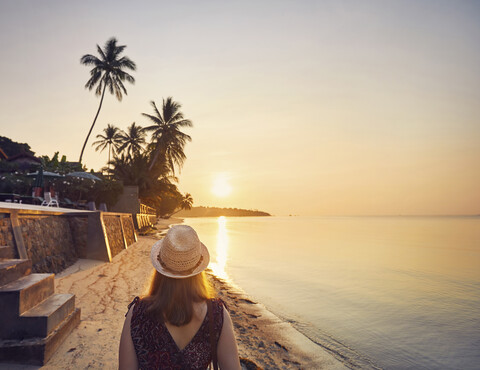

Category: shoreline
[206, 271, 347, 369]
[0, 218, 346, 369]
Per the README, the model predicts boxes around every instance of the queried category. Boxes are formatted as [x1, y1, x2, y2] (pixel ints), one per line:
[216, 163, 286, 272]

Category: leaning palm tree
[180, 193, 193, 211]
[117, 122, 146, 159]
[168, 193, 194, 217]
[92, 124, 122, 169]
[142, 98, 193, 173]
[79, 37, 136, 163]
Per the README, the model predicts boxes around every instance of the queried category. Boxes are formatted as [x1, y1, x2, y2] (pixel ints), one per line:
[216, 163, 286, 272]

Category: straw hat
[150, 225, 210, 279]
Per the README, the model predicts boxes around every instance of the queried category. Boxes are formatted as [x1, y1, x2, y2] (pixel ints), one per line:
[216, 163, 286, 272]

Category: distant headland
[176, 206, 271, 217]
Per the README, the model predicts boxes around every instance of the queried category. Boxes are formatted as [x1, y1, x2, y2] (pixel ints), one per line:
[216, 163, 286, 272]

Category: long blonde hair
[143, 270, 214, 326]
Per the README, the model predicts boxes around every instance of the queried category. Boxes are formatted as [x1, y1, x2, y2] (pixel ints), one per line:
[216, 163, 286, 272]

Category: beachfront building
[6, 152, 42, 167]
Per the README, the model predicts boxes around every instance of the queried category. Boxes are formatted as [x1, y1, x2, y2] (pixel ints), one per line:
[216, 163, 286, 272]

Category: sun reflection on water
[210, 216, 229, 280]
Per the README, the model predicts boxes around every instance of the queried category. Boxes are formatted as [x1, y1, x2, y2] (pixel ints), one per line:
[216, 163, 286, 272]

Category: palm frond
[80, 54, 101, 66]
[151, 101, 163, 121]
[142, 113, 163, 127]
[81, 37, 135, 102]
[117, 57, 137, 71]
[173, 118, 193, 128]
[142, 97, 193, 174]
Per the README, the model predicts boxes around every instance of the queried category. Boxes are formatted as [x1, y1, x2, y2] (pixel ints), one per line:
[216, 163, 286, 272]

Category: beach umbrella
[26, 170, 64, 178]
[67, 171, 102, 181]
[27, 169, 63, 196]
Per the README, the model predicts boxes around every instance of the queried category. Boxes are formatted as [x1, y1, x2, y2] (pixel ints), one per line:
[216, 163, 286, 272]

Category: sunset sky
[1, 0, 479, 216]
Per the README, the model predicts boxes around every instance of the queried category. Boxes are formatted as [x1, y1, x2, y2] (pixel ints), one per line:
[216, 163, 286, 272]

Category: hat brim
[150, 238, 210, 279]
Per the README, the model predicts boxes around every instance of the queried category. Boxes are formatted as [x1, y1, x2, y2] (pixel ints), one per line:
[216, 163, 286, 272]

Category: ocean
[183, 216, 480, 369]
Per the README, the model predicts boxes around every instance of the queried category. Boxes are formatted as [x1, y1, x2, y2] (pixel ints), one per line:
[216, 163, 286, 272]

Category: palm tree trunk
[149, 145, 164, 171]
[108, 142, 111, 171]
[79, 83, 108, 163]
[168, 208, 182, 217]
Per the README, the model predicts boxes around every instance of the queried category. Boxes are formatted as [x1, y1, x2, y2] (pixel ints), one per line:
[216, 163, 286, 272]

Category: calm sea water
[184, 216, 480, 369]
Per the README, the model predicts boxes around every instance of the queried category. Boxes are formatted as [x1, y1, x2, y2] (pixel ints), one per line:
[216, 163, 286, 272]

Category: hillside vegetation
[176, 206, 271, 217]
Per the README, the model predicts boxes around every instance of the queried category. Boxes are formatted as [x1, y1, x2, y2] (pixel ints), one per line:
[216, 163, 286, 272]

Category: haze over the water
[1, 0, 479, 216]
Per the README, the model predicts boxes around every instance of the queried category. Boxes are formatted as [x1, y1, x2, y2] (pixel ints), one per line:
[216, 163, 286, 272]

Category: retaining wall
[136, 213, 157, 229]
[0, 218, 15, 259]
[0, 205, 137, 273]
[103, 214, 126, 258]
[20, 214, 77, 273]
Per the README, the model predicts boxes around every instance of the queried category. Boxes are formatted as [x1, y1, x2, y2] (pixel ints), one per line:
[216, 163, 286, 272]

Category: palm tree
[117, 122, 146, 159]
[168, 193, 194, 217]
[107, 153, 152, 190]
[142, 98, 192, 173]
[107, 152, 175, 202]
[79, 37, 136, 163]
[92, 124, 122, 169]
[180, 193, 193, 211]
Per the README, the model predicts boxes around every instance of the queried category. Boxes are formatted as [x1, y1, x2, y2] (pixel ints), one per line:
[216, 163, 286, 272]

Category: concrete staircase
[0, 245, 81, 365]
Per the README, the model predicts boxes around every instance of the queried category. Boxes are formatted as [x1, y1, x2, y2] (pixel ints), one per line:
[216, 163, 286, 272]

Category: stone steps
[0, 308, 81, 365]
[0, 273, 55, 316]
[21, 293, 76, 338]
[0, 259, 31, 287]
[0, 259, 81, 365]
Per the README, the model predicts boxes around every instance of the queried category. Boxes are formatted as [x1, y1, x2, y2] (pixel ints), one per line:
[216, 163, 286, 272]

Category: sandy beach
[1, 218, 346, 369]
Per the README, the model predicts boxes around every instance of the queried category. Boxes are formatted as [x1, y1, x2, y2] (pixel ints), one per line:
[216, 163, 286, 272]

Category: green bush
[0, 173, 33, 194]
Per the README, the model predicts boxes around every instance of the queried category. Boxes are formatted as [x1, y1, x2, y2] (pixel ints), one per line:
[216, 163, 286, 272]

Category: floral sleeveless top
[128, 297, 224, 370]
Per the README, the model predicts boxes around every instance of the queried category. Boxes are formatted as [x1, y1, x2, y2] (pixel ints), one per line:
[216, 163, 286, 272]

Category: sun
[212, 174, 232, 197]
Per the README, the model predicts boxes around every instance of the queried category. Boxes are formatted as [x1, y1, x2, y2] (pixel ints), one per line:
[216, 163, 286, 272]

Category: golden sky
[0, 0, 479, 216]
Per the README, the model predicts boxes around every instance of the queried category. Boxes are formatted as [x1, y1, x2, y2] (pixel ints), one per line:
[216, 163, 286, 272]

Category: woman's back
[119, 225, 240, 369]
[129, 297, 224, 369]
[165, 300, 208, 351]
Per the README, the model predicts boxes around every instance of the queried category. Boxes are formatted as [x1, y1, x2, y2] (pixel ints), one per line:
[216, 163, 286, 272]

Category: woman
[119, 225, 241, 369]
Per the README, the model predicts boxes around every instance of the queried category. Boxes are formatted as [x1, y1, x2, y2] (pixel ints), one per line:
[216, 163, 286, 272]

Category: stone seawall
[122, 215, 136, 246]
[20, 215, 77, 273]
[0, 205, 137, 273]
[68, 216, 88, 258]
[103, 214, 126, 258]
[0, 218, 15, 258]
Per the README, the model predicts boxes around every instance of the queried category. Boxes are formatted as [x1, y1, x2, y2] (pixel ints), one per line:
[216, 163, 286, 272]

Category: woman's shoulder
[208, 298, 226, 326]
[126, 296, 151, 317]
[209, 297, 226, 311]
[125, 296, 139, 316]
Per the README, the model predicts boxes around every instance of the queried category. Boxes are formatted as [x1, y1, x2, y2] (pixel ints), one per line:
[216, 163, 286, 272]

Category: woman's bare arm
[217, 308, 241, 370]
[119, 306, 139, 370]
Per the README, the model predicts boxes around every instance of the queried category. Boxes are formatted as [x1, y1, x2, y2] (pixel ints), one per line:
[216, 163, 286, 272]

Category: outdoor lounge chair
[60, 198, 76, 208]
[41, 192, 59, 207]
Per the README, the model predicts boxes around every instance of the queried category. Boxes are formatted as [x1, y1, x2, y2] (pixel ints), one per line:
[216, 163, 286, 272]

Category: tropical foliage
[79, 37, 136, 163]
[54, 176, 122, 205]
[40, 152, 83, 174]
[0, 37, 193, 216]
[142, 98, 192, 174]
[0, 36, 195, 218]
[0, 136, 38, 174]
[0, 136, 34, 156]
[167, 193, 194, 217]
[92, 124, 122, 166]
[117, 122, 146, 159]
[39, 152, 122, 206]
[0, 146, 122, 208]
[0, 173, 31, 194]
[78, 39, 194, 216]
[94, 96, 194, 216]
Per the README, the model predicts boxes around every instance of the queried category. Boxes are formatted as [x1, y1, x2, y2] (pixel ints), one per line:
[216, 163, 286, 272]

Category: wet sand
[208, 273, 346, 369]
[1, 218, 346, 369]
